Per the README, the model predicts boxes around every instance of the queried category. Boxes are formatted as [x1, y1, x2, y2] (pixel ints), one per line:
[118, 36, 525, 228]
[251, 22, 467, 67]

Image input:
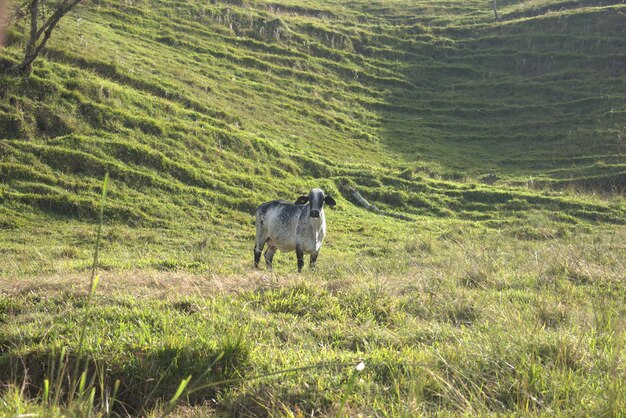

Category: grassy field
[1, 225, 625, 416]
[1, 0, 625, 415]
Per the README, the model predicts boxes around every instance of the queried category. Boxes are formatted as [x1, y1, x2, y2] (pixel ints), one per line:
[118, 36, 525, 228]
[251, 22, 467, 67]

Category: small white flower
[356, 362, 365, 371]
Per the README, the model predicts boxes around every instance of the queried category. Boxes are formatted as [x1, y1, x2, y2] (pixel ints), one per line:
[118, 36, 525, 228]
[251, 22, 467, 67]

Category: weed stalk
[68, 171, 109, 405]
[336, 362, 365, 417]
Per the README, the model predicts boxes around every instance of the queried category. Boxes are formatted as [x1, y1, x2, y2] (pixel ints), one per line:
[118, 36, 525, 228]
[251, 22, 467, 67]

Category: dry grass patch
[0, 270, 277, 298]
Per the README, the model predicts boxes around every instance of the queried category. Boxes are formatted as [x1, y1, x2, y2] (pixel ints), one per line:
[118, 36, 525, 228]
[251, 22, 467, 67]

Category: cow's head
[295, 188, 336, 218]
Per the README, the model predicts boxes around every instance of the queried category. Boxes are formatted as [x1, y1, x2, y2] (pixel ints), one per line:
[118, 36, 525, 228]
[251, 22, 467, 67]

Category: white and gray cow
[254, 188, 337, 272]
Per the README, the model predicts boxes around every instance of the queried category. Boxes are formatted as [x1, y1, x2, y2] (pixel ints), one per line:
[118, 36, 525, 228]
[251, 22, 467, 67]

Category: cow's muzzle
[310, 210, 320, 218]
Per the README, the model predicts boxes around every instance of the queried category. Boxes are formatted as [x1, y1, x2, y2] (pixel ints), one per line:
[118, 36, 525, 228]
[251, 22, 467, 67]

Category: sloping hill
[1, 1, 625, 416]
[0, 0, 625, 275]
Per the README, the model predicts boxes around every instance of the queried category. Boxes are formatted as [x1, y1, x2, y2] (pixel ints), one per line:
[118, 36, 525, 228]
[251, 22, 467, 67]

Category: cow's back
[256, 200, 303, 252]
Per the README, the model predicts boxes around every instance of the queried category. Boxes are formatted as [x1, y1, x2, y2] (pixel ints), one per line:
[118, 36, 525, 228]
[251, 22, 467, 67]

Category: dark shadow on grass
[0, 340, 250, 416]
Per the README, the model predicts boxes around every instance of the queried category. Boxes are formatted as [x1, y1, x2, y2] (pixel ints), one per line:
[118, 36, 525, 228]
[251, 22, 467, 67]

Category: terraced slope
[0, 0, 625, 275]
[1, 1, 625, 416]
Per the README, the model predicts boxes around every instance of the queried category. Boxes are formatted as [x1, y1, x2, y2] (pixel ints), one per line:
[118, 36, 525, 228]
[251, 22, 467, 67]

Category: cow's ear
[324, 195, 337, 206]
[295, 196, 309, 205]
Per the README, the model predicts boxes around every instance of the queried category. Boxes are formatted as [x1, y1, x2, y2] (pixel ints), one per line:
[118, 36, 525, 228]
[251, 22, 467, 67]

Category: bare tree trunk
[492, 0, 500, 21]
[8, 0, 82, 75]
[0, 0, 8, 46]
[347, 186, 380, 212]
[15, 0, 40, 74]
[345, 185, 415, 221]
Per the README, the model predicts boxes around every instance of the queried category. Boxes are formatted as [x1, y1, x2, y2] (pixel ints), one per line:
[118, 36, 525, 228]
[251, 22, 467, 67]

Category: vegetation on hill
[0, 0, 624, 415]
[1, 0, 624, 237]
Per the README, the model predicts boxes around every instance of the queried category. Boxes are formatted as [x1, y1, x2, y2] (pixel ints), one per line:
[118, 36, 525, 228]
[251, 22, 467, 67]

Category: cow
[254, 188, 336, 272]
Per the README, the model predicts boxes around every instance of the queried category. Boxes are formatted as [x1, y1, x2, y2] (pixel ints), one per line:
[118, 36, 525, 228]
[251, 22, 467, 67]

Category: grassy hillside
[1, 0, 625, 276]
[0, 0, 625, 416]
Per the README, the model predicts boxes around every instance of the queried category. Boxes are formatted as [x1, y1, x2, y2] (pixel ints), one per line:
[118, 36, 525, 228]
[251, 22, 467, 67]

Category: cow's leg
[310, 251, 319, 269]
[254, 217, 267, 268]
[254, 246, 263, 268]
[296, 246, 305, 273]
[264, 245, 277, 271]
[253, 237, 266, 268]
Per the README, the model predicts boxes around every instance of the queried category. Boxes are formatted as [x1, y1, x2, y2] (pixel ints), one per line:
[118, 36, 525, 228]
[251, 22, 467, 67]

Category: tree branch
[33, 0, 80, 42]
[7, 0, 82, 74]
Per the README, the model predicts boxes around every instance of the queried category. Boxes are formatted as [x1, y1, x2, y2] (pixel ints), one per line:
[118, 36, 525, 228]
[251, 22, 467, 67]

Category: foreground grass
[1, 224, 624, 416]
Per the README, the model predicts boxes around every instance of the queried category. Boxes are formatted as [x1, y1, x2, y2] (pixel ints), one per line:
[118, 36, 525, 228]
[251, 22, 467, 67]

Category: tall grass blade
[159, 375, 192, 418]
[78, 370, 87, 400]
[70, 171, 109, 400]
[87, 386, 96, 417]
[43, 379, 49, 406]
[105, 379, 121, 418]
[336, 362, 365, 418]
[52, 346, 67, 406]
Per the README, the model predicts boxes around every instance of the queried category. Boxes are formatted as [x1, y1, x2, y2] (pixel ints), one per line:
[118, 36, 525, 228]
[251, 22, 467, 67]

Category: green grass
[1, 0, 625, 415]
[1, 227, 624, 416]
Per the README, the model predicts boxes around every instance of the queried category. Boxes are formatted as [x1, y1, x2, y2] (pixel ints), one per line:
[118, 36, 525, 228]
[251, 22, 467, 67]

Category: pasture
[1, 219, 625, 416]
[0, 0, 625, 415]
